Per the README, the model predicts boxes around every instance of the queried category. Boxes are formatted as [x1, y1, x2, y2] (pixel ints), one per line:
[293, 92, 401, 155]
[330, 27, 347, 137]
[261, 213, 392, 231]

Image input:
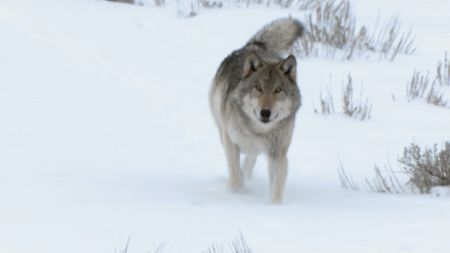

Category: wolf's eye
[274, 88, 282, 94]
[254, 86, 262, 92]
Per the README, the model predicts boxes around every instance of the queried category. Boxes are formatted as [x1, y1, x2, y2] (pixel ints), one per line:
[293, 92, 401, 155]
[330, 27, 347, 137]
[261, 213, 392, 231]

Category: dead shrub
[399, 142, 450, 193]
[406, 53, 450, 108]
[342, 75, 372, 120]
[406, 70, 448, 107]
[295, 0, 415, 61]
[435, 52, 450, 86]
[314, 85, 335, 115]
[338, 142, 450, 195]
[314, 74, 372, 120]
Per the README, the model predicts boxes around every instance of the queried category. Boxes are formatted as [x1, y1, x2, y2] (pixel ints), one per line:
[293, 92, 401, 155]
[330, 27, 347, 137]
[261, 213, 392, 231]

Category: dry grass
[406, 71, 448, 107]
[400, 142, 450, 193]
[230, 232, 252, 253]
[314, 74, 372, 120]
[113, 233, 251, 253]
[181, 0, 415, 61]
[373, 15, 415, 61]
[176, 0, 200, 17]
[341, 75, 372, 120]
[406, 53, 450, 108]
[364, 164, 405, 194]
[294, 0, 415, 61]
[199, 0, 223, 8]
[204, 232, 252, 253]
[435, 52, 450, 86]
[337, 161, 359, 191]
[107, 0, 135, 4]
[338, 142, 450, 195]
[115, 236, 131, 253]
[338, 162, 405, 194]
[338, 161, 404, 194]
[114, 0, 415, 60]
[204, 244, 224, 253]
[314, 85, 335, 115]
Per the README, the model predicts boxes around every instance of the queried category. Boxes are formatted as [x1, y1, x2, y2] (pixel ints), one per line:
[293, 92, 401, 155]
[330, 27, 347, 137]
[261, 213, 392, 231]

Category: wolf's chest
[227, 124, 267, 155]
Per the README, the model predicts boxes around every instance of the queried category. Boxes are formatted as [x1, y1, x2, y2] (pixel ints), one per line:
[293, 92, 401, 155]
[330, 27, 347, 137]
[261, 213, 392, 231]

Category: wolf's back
[247, 17, 304, 54]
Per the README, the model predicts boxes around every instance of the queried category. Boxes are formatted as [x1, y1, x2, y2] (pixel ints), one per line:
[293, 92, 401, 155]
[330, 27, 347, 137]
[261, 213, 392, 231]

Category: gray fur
[209, 17, 304, 204]
[247, 17, 304, 55]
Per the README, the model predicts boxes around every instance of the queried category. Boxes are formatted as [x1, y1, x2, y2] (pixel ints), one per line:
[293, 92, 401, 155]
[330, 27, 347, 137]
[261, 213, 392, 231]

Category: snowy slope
[1, 0, 450, 252]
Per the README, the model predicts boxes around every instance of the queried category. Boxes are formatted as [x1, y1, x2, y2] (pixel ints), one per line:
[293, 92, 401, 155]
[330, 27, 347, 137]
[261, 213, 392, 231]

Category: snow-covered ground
[1, 0, 450, 252]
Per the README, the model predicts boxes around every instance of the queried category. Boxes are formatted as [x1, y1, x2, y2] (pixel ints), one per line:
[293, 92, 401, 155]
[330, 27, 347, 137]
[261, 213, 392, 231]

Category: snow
[1, 0, 450, 252]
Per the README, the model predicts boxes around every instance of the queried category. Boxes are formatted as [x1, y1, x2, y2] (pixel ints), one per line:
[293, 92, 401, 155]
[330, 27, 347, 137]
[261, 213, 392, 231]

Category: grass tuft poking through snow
[339, 142, 450, 195]
[364, 164, 405, 194]
[314, 74, 372, 120]
[406, 52, 450, 108]
[435, 52, 450, 86]
[342, 74, 372, 120]
[203, 232, 252, 253]
[294, 0, 415, 60]
[406, 71, 448, 107]
[124, 0, 416, 60]
[337, 161, 359, 191]
[314, 84, 335, 115]
[116, 236, 131, 253]
[339, 161, 405, 194]
[400, 142, 450, 194]
[107, 0, 135, 4]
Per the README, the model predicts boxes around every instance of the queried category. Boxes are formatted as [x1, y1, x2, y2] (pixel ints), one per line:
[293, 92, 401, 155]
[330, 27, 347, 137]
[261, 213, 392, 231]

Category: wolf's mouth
[261, 113, 280, 124]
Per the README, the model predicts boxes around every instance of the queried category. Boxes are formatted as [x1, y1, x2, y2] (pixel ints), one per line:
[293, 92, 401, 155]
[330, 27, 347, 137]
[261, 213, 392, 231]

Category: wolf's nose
[260, 109, 271, 119]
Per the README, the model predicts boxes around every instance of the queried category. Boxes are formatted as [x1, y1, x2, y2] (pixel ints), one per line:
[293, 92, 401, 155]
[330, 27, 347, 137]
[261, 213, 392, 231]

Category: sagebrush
[399, 142, 450, 193]
[338, 142, 450, 195]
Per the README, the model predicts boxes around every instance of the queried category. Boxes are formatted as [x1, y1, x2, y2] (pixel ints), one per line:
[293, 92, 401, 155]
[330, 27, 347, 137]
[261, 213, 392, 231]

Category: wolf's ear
[279, 55, 297, 82]
[243, 52, 262, 78]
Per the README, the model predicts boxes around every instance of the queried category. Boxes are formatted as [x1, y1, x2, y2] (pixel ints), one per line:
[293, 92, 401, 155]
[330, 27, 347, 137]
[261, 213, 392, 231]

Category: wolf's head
[235, 52, 301, 130]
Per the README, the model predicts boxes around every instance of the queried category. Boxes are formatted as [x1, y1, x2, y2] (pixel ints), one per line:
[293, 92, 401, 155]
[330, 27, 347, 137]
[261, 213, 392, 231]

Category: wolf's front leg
[268, 154, 288, 204]
[223, 133, 243, 192]
[242, 155, 257, 180]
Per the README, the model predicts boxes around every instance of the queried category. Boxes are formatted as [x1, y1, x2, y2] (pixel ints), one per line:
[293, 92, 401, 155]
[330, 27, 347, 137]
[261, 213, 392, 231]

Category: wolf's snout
[260, 109, 271, 121]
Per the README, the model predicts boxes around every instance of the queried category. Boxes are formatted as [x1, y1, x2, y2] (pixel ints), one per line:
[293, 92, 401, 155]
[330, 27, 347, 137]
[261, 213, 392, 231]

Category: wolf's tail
[247, 17, 304, 54]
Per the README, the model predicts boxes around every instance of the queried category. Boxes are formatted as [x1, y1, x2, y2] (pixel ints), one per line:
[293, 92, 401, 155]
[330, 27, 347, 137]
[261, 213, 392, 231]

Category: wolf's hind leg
[223, 133, 243, 192]
[242, 155, 257, 180]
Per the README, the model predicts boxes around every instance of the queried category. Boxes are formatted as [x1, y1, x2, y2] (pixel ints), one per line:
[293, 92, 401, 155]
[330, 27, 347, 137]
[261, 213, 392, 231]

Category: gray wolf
[209, 17, 304, 204]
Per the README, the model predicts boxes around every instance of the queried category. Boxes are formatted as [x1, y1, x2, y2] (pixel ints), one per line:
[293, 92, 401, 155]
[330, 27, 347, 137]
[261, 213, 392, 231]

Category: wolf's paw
[229, 178, 244, 193]
[243, 172, 252, 181]
[243, 168, 253, 181]
[270, 193, 284, 205]
[269, 198, 283, 205]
